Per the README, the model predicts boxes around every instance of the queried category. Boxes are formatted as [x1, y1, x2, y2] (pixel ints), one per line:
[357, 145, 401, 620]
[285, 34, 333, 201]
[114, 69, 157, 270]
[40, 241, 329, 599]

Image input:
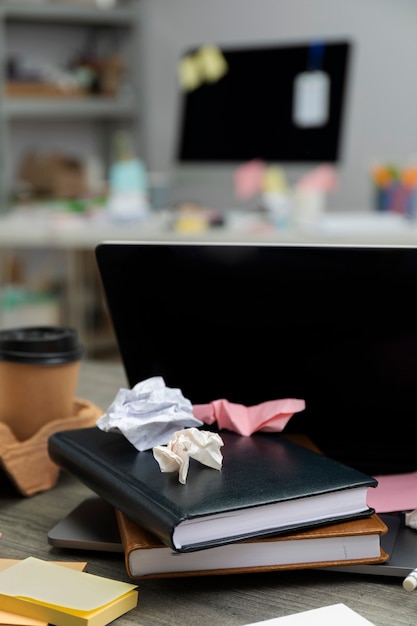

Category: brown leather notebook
[115, 509, 389, 580]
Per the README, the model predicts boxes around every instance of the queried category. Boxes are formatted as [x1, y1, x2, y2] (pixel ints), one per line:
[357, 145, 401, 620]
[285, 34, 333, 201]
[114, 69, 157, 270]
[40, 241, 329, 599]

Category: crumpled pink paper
[192, 398, 305, 437]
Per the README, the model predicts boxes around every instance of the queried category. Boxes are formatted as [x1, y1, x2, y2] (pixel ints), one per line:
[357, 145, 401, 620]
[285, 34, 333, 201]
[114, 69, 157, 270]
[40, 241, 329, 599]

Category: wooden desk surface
[1, 360, 416, 625]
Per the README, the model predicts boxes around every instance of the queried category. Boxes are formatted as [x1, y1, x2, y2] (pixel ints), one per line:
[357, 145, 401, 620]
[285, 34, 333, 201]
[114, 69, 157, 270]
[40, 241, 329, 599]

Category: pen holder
[374, 183, 417, 216]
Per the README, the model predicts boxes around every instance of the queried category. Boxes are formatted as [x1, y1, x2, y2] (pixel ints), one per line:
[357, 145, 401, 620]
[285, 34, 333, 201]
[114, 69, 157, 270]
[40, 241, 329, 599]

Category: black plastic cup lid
[0, 326, 84, 365]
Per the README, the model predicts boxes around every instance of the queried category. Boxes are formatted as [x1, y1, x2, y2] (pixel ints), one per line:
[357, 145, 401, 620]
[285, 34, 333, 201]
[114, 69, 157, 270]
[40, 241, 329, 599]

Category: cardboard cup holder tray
[0, 398, 102, 496]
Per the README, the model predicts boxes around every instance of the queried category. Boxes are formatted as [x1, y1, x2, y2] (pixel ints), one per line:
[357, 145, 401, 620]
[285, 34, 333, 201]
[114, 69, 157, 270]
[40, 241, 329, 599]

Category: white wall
[140, 0, 417, 211]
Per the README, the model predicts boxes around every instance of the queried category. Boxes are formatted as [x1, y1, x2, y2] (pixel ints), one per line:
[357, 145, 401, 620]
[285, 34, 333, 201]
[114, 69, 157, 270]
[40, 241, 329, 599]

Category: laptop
[51, 241, 417, 577]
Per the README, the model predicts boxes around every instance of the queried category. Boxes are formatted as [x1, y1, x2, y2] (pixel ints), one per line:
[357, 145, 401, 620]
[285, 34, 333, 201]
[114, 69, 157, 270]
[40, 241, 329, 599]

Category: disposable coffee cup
[0, 326, 84, 441]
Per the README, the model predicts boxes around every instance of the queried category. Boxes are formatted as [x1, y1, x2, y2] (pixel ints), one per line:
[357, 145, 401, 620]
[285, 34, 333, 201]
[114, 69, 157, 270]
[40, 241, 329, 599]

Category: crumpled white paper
[153, 427, 224, 484]
[96, 376, 203, 451]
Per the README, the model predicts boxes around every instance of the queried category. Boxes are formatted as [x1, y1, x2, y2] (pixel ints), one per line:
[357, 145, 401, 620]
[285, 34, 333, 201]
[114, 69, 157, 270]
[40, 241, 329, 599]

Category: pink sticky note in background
[234, 159, 266, 199]
[366, 472, 417, 513]
[297, 164, 338, 192]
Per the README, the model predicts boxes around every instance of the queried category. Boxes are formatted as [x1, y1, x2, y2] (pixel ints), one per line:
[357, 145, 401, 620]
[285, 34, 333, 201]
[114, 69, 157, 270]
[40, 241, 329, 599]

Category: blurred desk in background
[0, 209, 416, 356]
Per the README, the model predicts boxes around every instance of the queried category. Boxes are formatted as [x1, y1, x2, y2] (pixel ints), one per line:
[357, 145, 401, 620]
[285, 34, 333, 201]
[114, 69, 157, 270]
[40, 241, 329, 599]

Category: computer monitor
[177, 39, 351, 164]
[170, 39, 351, 209]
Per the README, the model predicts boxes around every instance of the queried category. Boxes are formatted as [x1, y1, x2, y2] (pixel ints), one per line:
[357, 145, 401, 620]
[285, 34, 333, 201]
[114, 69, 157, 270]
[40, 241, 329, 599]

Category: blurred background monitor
[170, 40, 351, 209]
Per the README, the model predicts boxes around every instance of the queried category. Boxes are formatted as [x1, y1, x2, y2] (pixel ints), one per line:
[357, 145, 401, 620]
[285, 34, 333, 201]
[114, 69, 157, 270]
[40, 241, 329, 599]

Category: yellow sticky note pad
[0, 560, 88, 626]
[0, 557, 138, 626]
[0, 613, 46, 626]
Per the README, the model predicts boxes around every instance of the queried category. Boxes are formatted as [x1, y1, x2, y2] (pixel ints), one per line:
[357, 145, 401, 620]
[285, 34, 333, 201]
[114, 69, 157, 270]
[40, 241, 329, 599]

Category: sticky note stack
[0, 557, 138, 626]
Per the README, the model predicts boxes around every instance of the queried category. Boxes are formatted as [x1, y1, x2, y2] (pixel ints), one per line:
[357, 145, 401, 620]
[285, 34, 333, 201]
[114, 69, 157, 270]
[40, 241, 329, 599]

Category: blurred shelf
[3, 95, 138, 119]
[0, 1, 144, 352]
[0, 3, 138, 26]
[0, 0, 142, 211]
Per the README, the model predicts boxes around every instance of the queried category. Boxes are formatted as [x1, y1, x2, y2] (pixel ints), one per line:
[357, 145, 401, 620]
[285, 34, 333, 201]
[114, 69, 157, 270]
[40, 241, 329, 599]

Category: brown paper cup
[0, 326, 84, 441]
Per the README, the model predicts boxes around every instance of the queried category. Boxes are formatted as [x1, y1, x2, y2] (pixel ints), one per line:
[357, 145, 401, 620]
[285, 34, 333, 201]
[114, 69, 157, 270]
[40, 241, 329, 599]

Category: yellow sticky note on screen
[197, 45, 228, 83]
[178, 45, 228, 91]
[178, 55, 202, 91]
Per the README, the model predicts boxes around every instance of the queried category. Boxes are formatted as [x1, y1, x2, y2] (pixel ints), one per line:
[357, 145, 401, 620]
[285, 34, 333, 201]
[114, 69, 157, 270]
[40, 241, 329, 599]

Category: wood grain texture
[0, 360, 415, 626]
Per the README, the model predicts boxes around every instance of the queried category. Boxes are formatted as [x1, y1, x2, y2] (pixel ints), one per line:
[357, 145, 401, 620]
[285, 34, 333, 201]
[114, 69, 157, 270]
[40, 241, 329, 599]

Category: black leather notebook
[48, 426, 376, 553]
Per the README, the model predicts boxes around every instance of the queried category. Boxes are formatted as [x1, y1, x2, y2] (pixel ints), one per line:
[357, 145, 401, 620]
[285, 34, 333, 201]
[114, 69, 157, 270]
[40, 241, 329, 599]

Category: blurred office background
[1, 0, 417, 355]
[141, 0, 417, 212]
[3, 0, 417, 212]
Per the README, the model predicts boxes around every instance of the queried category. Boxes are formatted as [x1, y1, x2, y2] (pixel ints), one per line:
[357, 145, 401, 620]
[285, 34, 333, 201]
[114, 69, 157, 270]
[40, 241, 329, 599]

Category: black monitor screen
[177, 40, 351, 163]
